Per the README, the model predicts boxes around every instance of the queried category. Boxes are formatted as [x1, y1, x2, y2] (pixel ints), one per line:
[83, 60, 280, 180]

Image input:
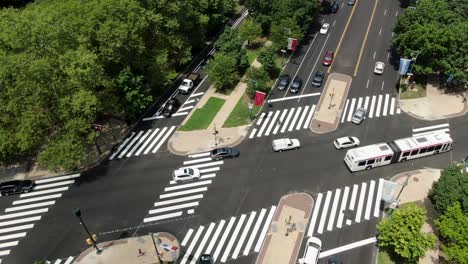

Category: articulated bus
[344, 132, 453, 172]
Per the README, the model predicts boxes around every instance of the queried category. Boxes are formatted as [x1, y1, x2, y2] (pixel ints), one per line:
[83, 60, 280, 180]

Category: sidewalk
[310, 73, 352, 133]
[399, 75, 468, 120]
[256, 193, 314, 264]
[390, 169, 441, 264]
[73, 232, 180, 264]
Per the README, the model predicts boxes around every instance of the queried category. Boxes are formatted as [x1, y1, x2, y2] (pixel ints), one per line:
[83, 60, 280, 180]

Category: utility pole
[72, 208, 102, 254]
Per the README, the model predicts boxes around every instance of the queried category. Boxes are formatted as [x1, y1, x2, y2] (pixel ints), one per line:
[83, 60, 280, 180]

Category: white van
[272, 138, 301, 152]
[299, 237, 322, 264]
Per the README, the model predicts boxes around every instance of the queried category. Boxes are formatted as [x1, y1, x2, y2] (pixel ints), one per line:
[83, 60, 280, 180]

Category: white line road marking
[368, 96, 376, 118]
[333, 20, 336, 26]
[413, 128, 450, 137]
[296, 106, 309, 130]
[384, 9, 387, 15]
[257, 111, 273, 137]
[319, 237, 377, 258]
[13, 194, 62, 205]
[382, 94, 389, 116]
[0, 241, 18, 248]
[0, 209, 48, 220]
[109, 132, 134, 160]
[373, 51, 376, 59]
[232, 212, 255, 259]
[188, 161, 223, 169]
[152, 126, 176, 153]
[256, 113, 266, 125]
[249, 128, 257, 139]
[205, 220, 225, 255]
[127, 130, 151, 157]
[191, 223, 215, 264]
[34, 174, 80, 184]
[265, 110, 280, 136]
[413, 123, 449, 133]
[379, 27, 382, 35]
[337, 186, 350, 228]
[346, 98, 356, 122]
[190, 92, 204, 98]
[254, 206, 276, 252]
[183, 157, 213, 165]
[375, 95, 383, 117]
[387, 52, 391, 60]
[179, 105, 194, 112]
[0, 232, 26, 241]
[396, 11, 399, 16]
[307, 193, 323, 237]
[188, 152, 210, 158]
[363, 96, 370, 110]
[143, 211, 182, 223]
[317, 191, 332, 234]
[154, 194, 203, 207]
[180, 226, 205, 264]
[200, 174, 216, 180]
[34, 180, 74, 190]
[273, 109, 288, 134]
[244, 209, 266, 255]
[5, 201, 55, 212]
[390, 97, 395, 115]
[365, 181, 376, 220]
[374, 179, 384, 218]
[118, 131, 143, 159]
[304, 105, 316, 129]
[164, 180, 212, 192]
[327, 189, 341, 231]
[366, 79, 369, 89]
[181, 228, 194, 247]
[341, 100, 349, 123]
[381, 80, 385, 90]
[183, 99, 196, 105]
[21, 187, 68, 197]
[149, 202, 199, 215]
[349, 184, 358, 211]
[397, 108, 401, 114]
[213, 217, 236, 262]
[159, 187, 207, 199]
[356, 97, 363, 109]
[0, 249, 10, 256]
[0, 224, 34, 234]
[172, 111, 188, 117]
[135, 129, 159, 156]
[271, 93, 321, 103]
[64, 257, 74, 264]
[143, 127, 167, 155]
[355, 182, 367, 223]
[281, 108, 295, 133]
[288, 107, 302, 132]
[200, 167, 220, 174]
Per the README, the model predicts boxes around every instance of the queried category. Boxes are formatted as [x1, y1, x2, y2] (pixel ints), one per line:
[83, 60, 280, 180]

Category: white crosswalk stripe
[341, 94, 401, 123]
[306, 179, 384, 236]
[180, 206, 276, 263]
[0, 175, 78, 263]
[143, 156, 225, 223]
[109, 126, 176, 160]
[412, 123, 450, 137]
[249, 105, 317, 138]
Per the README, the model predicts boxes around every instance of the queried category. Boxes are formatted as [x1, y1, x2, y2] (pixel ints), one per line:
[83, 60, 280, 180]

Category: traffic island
[255, 193, 314, 264]
[73, 232, 180, 264]
[310, 73, 352, 134]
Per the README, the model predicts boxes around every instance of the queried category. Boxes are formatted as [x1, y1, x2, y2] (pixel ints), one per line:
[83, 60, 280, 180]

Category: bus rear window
[384, 155, 392, 161]
[358, 161, 366, 166]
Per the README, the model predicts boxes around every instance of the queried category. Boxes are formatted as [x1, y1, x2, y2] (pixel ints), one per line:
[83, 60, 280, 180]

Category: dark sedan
[277, 74, 291, 90]
[162, 98, 180, 117]
[312, 71, 325, 87]
[210, 147, 240, 160]
[0, 180, 35, 196]
[290, 76, 303, 93]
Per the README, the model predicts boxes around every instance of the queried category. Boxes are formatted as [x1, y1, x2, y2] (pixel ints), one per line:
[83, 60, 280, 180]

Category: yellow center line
[354, 0, 380, 76]
[328, 0, 361, 73]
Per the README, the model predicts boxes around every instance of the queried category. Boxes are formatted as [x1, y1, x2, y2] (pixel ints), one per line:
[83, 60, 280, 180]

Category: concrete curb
[399, 99, 468, 121]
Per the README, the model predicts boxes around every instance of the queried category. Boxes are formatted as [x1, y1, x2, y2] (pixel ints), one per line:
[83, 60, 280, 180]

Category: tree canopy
[435, 202, 468, 263]
[429, 165, 468, 215]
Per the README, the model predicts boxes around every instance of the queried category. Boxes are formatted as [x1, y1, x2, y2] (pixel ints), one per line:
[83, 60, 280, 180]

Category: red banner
[287, 38, 297, 51]
[254, 91, 266, 106]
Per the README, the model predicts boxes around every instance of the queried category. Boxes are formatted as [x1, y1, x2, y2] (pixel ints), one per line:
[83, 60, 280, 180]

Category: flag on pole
[287, 38, 298, 51]
[254, 91, 266, 106]
[398, 58, 412, 75]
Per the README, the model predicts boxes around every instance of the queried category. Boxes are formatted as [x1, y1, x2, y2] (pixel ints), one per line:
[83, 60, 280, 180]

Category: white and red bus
[344, 132, 453, 172]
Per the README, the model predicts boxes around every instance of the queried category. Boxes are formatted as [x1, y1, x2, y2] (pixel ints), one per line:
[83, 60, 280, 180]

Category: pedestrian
[138, 249, 145, 257]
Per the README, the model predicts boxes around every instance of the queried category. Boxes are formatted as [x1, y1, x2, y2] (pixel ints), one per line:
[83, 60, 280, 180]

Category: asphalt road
[1, 1, 467, 264]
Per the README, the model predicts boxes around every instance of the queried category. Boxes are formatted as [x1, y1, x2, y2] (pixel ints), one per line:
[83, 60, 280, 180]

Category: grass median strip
[179, 97, 225, 131]
[223, 92, 261, 128]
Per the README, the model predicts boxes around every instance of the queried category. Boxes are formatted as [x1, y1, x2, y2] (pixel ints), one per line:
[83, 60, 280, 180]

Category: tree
[269, 17, 303, 49]
[258, 46, 279, 77]
[206, 53, 240, 91]
[377, 203, 435, 262]
[246, 66, 270, 94]
[435, 202, 468, 263]
[215, 29, 250, 71]
[429, 165, 468, 214]
[239, 18, 262, 46]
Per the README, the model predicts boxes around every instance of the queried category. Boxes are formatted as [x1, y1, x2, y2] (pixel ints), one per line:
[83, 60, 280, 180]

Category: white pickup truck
[272, 138, 301, 152]
[177, 73, 200, 94]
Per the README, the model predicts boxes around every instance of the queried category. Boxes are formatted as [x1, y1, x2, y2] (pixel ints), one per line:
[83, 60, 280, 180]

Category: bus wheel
[401, 158, 407, 162]
[366, 166, 372, 170]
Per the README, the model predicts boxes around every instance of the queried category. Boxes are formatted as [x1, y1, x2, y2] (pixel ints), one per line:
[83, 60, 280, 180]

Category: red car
[322, 50, 334, 66]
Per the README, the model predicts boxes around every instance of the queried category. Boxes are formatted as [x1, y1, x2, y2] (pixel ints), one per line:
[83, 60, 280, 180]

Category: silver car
[351, 108, 367, 124]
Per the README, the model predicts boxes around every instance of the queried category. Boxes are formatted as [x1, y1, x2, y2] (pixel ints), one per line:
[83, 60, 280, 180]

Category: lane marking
[232, 211, 256, 259]
[363, 96, 370, 110]
[180, 226, 205, 264]
[143, 211, 182, 223]
[382, 94, 389, 116]
[368, 96, 377, 118]
[288, 107, 302, 132]
[390, 97, 395, 115]
[413, 128, 450, 137]
[412, 123, 449, 132]
[135, 129, 160, 156]
[159, 187, 207, 199]
[366, 79, 369, 88]
[183, 157, 212, 165]
[319, 237, 377, 258]
[356, 97, 363, 109]
[191, 223, 215, 264]
[188, 152, 210, 158]
[349, 184, 358, 211]
[181, 228, 193, 247]
[244, 209, 266, 255]
[109, 133, 134, 160]
[13, 194, 62, 205]
[337, 186, 350, 228]
[149, 202, 199, 215]
[346, 98, 356, 122]
[327, 189, 341, 231]
[164, 181, 212, 192]
[307, 193, 323, 237]
[21, 187, 68, 198]
[381, 80, 385, 90]
[34, 174, 80, 184]
[254, 206, 276, 252]
[303, 34, 331, 88]
[205, 220, 225, 255]
[143, 127, 168, 155]
[355, 182, 367, 223]
[5, 202, 55, 212]
[265, 111, 281, 136]
[374, 179, 384, 218]
[365, 180, 376, 220]
[151, 126, 176, 153]
[317, 191, 332, 234]
[213, 217, 236, 262]
[296, 106, 309, 130]
[281, 108, 295, 133]
[273, 110, 288, 135]
[154, 194, 203, 207]
[373, 51, 376, 59]
[341, 100, 349, 123]
[269, 92, 321, 103]
[375, 94, 383, 118]
[257, 111, 273, 137]
[224, 214, 246, 261]
[304, 105, 316, 128]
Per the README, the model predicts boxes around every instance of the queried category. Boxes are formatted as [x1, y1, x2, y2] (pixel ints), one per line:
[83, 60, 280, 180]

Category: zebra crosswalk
[153, 91, 205, 120]
[45, 256, 75, 264]
[109, 126, 176, 160]
[341, 94, 401, 123]
[412, 123, 450, 137]
[180, 206, 277, 264]
[0, 174, 79, 263]
[249, 105, 316, 138]
[306, 179, 384, 237]
[143, 152, 223, 223]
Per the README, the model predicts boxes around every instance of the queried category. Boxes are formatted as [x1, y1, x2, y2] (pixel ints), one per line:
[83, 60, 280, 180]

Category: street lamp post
[280, 49, 287, 66]
[248, 79, 258, 121]
[391, 175, 411, 214]
[72, 208, 102, 254]
[328, 87, 336, 109]
[213, 124, 219, 147]
[150, 233, 164, 263]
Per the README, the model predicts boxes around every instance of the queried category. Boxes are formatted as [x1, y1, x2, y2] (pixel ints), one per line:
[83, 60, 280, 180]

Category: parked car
[330, 1, 339, 13]
[0, 180, 35, 196]
[172, 167, 201, 183]
[351, 108, 367, 124]
[290, 77, 303, 93]
[277, 74, 291, 90]
[312, 71, 325, 87]
[374, 61, 385, 74]
[347, 0, 355, 5]
[210, 147, 240, 160]
[199, 254, 213, 264]
[322, 51, 334, 66]
[162, 98, 180, 117]
[334, 136, 360, 149]
[177, 72, 200, 94]
[320, 23, 330, 34]
[272, 138, 301, 152]
[299, 237, 322, 264]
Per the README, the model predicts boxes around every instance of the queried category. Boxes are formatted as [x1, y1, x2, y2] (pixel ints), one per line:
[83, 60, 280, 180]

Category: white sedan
[374, 61, 385, 74]
[172, 167, 201, 183]
[320, 23, 330, 34]
[334, 136, 360, 149]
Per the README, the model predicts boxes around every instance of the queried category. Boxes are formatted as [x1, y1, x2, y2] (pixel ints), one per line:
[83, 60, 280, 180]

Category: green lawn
[179, 97, 225, 131]
[378, 250, 395, 264]
[400, 80, 427, 99]
[223, 93, 262, 128]
[246, 48, 260, 65]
